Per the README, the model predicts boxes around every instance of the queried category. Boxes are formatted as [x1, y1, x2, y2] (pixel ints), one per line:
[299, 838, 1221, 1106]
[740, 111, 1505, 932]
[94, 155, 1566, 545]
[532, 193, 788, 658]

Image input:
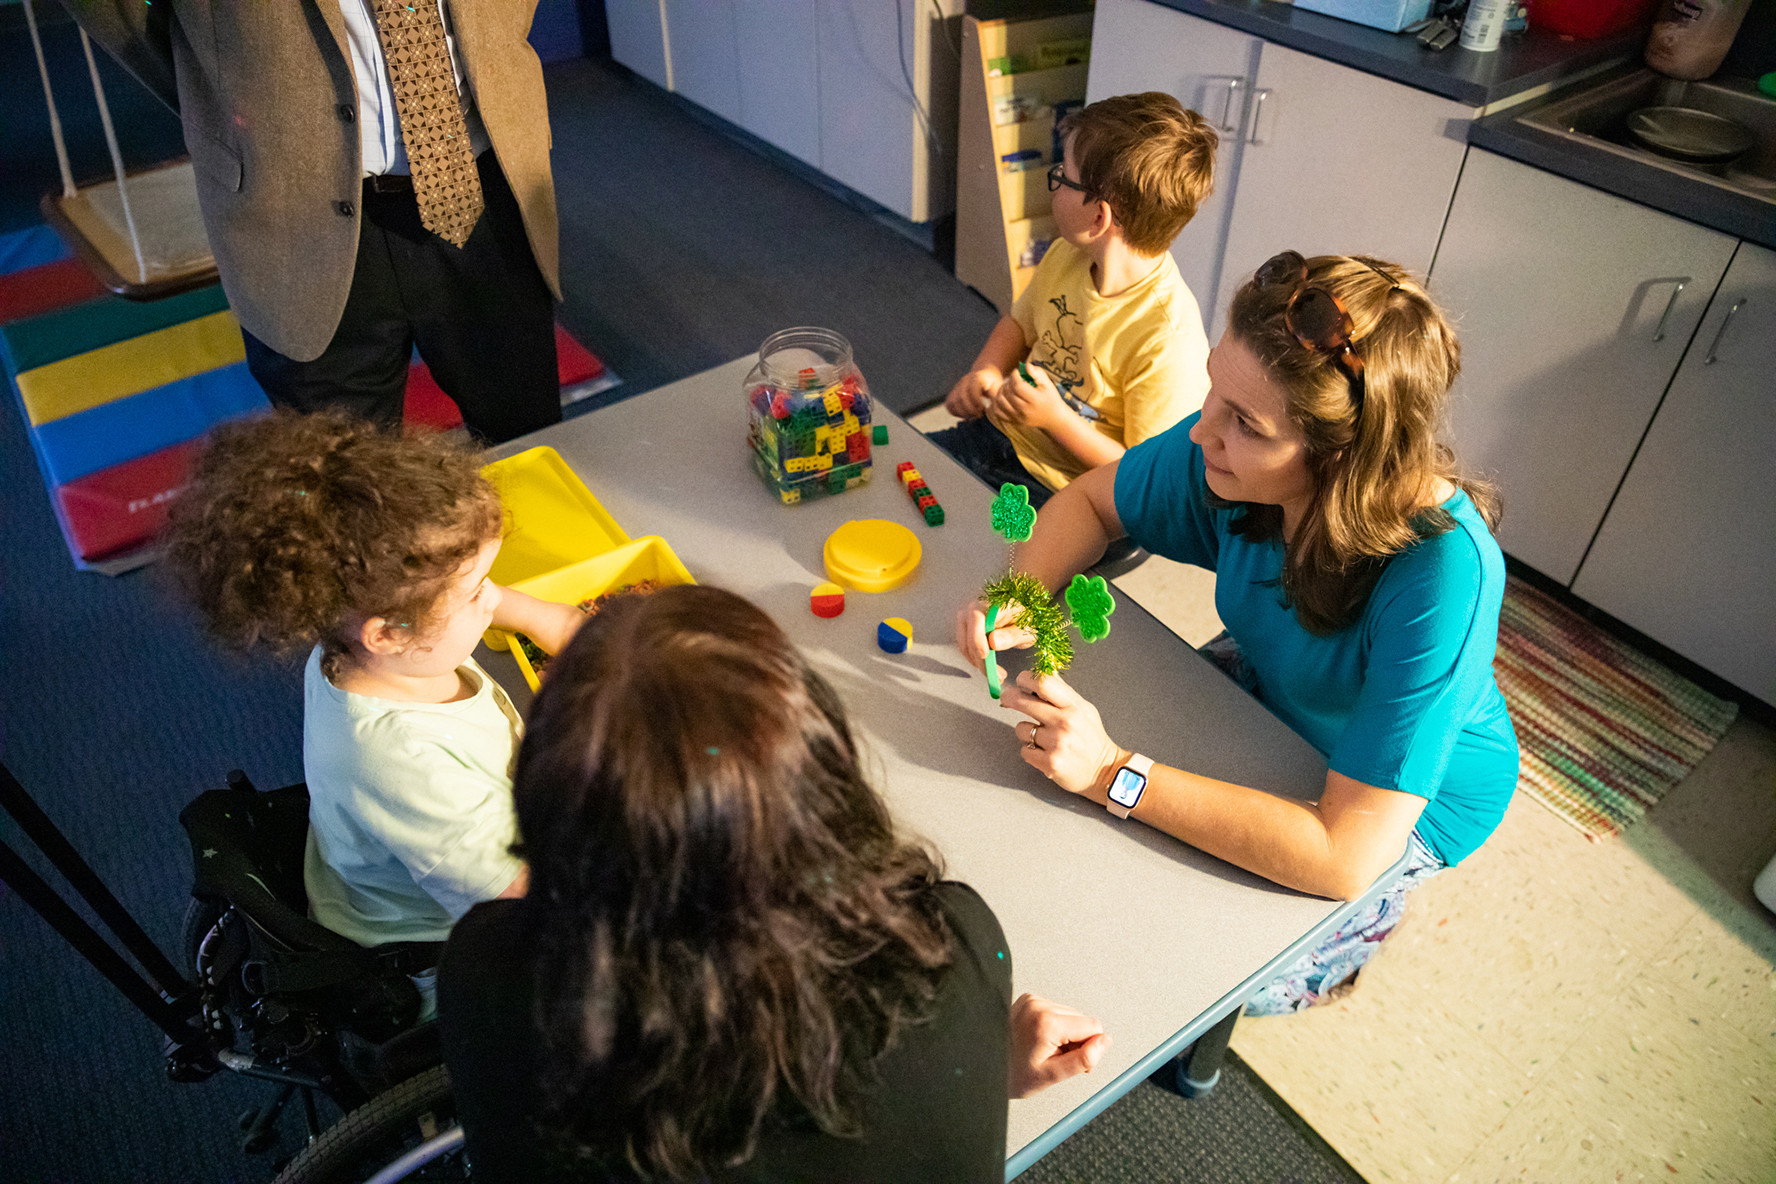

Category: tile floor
[908, 404, 1776, 1184]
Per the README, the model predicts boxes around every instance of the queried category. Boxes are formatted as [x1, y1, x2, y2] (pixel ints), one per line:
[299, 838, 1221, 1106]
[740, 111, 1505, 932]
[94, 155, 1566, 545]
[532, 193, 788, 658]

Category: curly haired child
[164, 410, 585, 949]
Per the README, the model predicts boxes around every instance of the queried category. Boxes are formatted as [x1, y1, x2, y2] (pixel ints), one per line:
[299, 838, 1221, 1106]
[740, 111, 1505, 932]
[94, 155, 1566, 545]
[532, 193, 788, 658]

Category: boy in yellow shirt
[934, 92, 1216, 508]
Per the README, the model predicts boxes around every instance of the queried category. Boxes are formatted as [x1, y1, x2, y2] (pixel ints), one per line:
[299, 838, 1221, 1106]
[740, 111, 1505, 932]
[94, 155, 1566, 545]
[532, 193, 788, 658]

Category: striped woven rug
[1492, 577, 1740, 840]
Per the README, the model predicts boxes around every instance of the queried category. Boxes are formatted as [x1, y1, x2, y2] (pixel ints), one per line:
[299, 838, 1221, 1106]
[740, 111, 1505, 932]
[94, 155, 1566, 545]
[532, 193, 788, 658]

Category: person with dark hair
[439, 585, 1109, 1182]
[956, 253, 1519, 1016]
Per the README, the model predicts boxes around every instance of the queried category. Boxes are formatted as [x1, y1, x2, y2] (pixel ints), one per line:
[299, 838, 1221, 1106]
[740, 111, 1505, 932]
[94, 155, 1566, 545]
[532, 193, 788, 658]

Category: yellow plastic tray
[481, 447, 629, 649]
[493, 535, 696, 692]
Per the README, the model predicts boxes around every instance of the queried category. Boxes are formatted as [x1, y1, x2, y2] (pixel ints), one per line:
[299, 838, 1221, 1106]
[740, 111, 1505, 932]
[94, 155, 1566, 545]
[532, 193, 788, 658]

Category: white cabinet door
[735, 0, 822, 168]
[607, 0, 671, 89]
[1433, 149, 1737, 583]
[1212, 41, 1475, 341]
[817, 0, 919, 219]
[1572, 241, 1776, 706]
[663, 0, 741, 124]
[1085, 0, 1260, 334]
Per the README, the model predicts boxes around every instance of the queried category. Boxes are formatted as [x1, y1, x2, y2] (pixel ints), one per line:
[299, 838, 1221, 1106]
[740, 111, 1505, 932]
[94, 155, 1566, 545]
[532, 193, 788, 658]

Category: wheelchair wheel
[272, 1064, 463, 1184]
[183, 896, 223, 977]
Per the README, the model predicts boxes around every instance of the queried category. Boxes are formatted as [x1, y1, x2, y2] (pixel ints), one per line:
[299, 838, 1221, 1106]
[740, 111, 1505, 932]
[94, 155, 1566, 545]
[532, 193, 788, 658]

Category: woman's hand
[1008, 993, 1110, 1099]
[1002, 671, 1127, 798]
[988, 365, 1068, 433]
[953, 597, 1037, 676]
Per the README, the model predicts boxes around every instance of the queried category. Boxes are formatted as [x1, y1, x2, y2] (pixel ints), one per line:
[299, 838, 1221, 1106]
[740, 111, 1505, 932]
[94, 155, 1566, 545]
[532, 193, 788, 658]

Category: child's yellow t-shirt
[1003, 238, 1209, 491]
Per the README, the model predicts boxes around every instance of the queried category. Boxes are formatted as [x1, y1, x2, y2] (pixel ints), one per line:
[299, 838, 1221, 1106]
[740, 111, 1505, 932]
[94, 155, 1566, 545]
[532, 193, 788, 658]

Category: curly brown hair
[162, 410, 503, 677]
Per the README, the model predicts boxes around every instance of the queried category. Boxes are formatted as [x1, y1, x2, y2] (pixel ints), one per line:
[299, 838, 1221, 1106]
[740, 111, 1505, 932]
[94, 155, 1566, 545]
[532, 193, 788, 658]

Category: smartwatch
[1106, 753, 1154, 819]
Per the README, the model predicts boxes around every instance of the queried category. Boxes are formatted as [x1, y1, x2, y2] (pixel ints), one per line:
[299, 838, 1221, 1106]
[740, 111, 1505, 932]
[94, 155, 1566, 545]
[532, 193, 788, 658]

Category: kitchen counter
[1468, 66, 1776, 249]
[1147, 0, 1642, 107]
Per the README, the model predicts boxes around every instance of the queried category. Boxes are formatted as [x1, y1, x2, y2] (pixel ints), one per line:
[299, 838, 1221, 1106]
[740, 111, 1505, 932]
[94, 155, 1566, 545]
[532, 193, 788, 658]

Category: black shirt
[438, 882, 1013, 1183]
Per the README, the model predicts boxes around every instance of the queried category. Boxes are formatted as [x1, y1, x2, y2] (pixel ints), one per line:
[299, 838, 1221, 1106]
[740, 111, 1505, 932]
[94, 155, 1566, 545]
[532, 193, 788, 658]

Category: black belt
[364, 150, 489, 195]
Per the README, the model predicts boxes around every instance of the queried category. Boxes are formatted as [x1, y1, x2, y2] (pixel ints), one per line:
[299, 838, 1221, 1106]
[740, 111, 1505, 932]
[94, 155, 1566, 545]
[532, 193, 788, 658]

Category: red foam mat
[54, 438, 203, 562]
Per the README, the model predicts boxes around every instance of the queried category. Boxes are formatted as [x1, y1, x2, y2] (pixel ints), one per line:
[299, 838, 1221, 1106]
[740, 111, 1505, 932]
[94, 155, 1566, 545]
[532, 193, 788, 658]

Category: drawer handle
[1220, 78, 1243, 134]
[1248, 89, 1271, 145]
[1704, 298, 1745, 365]
[1650, 280, 1686, 342]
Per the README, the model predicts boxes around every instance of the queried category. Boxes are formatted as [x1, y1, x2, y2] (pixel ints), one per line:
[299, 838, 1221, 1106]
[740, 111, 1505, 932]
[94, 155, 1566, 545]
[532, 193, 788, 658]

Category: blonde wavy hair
[1223, 253, 1501, 634]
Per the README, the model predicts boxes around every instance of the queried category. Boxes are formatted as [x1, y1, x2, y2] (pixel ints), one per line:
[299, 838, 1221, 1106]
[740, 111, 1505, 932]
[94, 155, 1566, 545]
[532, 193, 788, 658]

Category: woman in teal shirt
[956, 251, 1518, 1014]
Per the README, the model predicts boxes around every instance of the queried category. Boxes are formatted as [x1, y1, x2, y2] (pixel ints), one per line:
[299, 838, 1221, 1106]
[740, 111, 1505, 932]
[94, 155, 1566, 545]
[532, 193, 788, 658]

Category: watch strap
[1106, 752, 1154, 819]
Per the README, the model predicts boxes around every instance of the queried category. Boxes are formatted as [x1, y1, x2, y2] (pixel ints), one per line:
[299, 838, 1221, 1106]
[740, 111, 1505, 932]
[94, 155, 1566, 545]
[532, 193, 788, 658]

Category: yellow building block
[899, 467, 921, 486]
[823, 390, 842, 416]
[814, 453, 833, 471]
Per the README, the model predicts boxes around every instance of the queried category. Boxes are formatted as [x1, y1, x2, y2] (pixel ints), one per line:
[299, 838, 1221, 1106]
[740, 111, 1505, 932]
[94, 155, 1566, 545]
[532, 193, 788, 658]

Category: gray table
[481, 357, 1402, 1177]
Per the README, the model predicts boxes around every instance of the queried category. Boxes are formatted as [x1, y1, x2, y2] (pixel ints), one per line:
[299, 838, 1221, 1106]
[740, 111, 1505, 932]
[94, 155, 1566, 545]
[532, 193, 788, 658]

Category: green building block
[923, 504, 945, 526]
[872, 424, 888, 445]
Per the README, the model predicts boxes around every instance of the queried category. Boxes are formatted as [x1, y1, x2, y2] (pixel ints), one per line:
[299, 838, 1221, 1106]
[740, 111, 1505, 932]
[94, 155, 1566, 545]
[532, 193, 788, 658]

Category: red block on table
[0, 258, 107, 324]
[54, 438, 203, 561]
[896, 461, 915, 476]
[917, 493, 938, 510]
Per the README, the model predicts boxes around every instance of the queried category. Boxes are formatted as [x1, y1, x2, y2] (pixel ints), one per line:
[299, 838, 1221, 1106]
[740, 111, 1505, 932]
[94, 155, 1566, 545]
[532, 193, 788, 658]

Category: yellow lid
[823, 519, 922, 593]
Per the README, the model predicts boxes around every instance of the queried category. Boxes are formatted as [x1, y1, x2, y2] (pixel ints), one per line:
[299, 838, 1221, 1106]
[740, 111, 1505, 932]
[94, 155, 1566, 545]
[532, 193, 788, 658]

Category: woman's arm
[1002, 671, 1425, 901]
[954, 463, 1127, 672]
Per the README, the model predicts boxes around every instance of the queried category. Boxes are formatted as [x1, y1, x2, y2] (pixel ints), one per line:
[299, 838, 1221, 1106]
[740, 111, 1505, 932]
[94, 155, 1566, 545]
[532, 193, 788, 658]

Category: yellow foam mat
[15, 310, 246, 427]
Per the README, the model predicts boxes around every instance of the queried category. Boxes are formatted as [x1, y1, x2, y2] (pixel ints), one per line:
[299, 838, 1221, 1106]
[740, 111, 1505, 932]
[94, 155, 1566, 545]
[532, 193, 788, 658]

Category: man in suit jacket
[63, 0, 563, 444]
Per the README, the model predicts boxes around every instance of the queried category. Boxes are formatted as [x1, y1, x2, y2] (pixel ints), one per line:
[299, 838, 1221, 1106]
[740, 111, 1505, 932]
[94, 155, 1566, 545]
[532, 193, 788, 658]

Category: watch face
[1108, 766, 1146, 809]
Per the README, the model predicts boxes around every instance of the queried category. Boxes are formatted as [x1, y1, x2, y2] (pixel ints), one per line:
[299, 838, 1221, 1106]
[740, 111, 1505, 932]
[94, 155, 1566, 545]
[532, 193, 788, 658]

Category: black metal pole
[0, 838, 202, 1053]
[0, 763, 188, 994]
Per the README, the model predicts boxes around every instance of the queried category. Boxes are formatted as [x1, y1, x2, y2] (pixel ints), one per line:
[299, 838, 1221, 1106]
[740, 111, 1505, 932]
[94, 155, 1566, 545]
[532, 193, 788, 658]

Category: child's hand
[944, 367, 1002, 420]
[989, 365, 1067, 432]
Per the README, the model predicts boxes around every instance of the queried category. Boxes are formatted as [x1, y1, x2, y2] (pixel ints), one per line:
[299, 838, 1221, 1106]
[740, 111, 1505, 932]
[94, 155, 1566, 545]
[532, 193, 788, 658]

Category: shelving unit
[955, 9, 1093, 314]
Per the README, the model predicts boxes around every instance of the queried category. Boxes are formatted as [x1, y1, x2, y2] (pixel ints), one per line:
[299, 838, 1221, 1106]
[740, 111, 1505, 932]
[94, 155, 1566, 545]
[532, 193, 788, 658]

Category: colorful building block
[877, 617, 912, 654]
[810, 582, 846, 618]
[872, 424, 888, 445]
[923, 504, 945, 526]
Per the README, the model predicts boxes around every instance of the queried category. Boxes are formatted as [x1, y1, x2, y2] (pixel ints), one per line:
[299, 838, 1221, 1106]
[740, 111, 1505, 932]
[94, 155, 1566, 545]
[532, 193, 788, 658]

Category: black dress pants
[243, 151, 561, 445]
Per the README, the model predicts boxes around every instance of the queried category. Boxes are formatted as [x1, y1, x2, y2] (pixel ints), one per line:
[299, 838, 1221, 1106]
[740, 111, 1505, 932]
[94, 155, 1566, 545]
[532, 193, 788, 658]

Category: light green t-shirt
[302, 647, 525, 946]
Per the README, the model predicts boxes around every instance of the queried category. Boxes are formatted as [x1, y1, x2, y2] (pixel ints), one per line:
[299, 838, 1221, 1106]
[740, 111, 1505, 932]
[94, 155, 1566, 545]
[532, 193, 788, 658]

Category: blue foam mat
[32, 362, 269, 487]
[0, 225, 72, 276]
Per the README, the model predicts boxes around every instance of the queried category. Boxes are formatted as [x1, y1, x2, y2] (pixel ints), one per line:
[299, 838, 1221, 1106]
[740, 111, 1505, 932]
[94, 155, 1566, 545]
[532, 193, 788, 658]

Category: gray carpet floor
[0, 40, 1364, 1183]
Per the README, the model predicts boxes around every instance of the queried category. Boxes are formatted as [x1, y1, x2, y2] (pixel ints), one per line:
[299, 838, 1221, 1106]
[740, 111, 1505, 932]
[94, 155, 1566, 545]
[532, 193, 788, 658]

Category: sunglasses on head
[1255, 251, 1398, 415]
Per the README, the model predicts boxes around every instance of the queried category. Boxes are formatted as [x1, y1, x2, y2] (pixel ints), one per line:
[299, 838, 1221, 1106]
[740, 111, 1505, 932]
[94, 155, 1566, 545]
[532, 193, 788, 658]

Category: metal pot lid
[1627, 106, 1754, 164]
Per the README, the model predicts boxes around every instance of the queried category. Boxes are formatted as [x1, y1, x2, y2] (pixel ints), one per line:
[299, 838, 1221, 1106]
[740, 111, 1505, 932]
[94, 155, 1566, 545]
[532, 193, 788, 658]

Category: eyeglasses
[1255, 250, 1367, 414]
[1046, 162, 1092, 197]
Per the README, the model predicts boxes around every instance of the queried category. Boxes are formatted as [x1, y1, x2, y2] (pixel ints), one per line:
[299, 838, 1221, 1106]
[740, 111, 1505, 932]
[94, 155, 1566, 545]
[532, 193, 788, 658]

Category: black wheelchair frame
[0, 762, 466, 1182]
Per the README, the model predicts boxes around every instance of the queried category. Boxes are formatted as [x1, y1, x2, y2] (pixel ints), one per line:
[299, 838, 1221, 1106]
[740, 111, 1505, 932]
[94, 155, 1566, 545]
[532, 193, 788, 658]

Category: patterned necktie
[369, 0, 484, 247]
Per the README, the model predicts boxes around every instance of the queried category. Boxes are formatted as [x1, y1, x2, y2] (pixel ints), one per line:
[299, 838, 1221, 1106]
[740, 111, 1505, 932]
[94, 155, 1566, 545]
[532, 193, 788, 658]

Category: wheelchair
[0, 762, 468, 1183]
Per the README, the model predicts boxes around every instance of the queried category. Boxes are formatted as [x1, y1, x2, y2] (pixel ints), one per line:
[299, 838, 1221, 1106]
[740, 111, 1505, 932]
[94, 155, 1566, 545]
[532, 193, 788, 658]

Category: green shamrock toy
[1065, 574, 1116, 642]
[989, 483, 1037, 543]
[982, 571, 1073, 684]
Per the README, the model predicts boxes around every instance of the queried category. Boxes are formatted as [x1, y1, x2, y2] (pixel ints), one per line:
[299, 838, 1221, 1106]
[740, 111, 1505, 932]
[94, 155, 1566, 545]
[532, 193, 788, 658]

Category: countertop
[1149, 0, 1775, 246]
[1147, 0, 1642, 108]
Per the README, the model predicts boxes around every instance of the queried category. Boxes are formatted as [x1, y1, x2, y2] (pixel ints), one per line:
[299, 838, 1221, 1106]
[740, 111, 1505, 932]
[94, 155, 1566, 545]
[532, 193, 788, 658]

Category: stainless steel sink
[1515, 69, 1776, 205]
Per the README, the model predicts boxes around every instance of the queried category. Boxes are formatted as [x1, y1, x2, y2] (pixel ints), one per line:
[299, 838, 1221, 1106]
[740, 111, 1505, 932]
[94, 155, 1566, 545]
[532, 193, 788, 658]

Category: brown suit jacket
[63, 0, 561, 362]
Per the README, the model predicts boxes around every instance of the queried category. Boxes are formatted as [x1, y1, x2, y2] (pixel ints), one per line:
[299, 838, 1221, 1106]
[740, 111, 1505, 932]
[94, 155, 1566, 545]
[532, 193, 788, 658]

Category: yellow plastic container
[480, 447, 629, 650]
[493, 535, 696, 692]
[823, 519, 922, 592]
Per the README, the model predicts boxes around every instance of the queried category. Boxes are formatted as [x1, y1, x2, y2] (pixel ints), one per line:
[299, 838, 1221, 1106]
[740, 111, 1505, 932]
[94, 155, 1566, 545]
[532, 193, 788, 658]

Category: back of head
[1226, 253, 1499, 632]
[514, 585, 952, 1180]
[162, 409, 502, 671]
[1061, 91, 1218, 254]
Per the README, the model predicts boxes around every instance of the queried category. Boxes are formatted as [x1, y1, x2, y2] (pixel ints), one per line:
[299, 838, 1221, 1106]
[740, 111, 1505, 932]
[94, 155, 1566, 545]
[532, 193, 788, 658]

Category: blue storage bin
[1292, 0, 1432, 32]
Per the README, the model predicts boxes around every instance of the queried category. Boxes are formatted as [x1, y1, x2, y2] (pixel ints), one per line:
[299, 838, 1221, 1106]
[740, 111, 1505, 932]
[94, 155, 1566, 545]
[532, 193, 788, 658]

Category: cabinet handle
[1248, 89, 1271, 145]
[1704, 298, 1745, 365]
[1650, 280, 1686, 342]
[1220, 78, 1244, 134]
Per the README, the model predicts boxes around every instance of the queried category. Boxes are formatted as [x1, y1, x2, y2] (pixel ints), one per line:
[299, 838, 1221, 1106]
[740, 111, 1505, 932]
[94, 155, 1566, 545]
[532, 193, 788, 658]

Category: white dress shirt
[338, 0, 492, 176]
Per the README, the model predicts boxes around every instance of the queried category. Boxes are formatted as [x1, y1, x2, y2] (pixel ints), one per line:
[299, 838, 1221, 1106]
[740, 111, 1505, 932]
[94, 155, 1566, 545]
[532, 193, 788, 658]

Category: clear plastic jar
[745, 327, 874, 504]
